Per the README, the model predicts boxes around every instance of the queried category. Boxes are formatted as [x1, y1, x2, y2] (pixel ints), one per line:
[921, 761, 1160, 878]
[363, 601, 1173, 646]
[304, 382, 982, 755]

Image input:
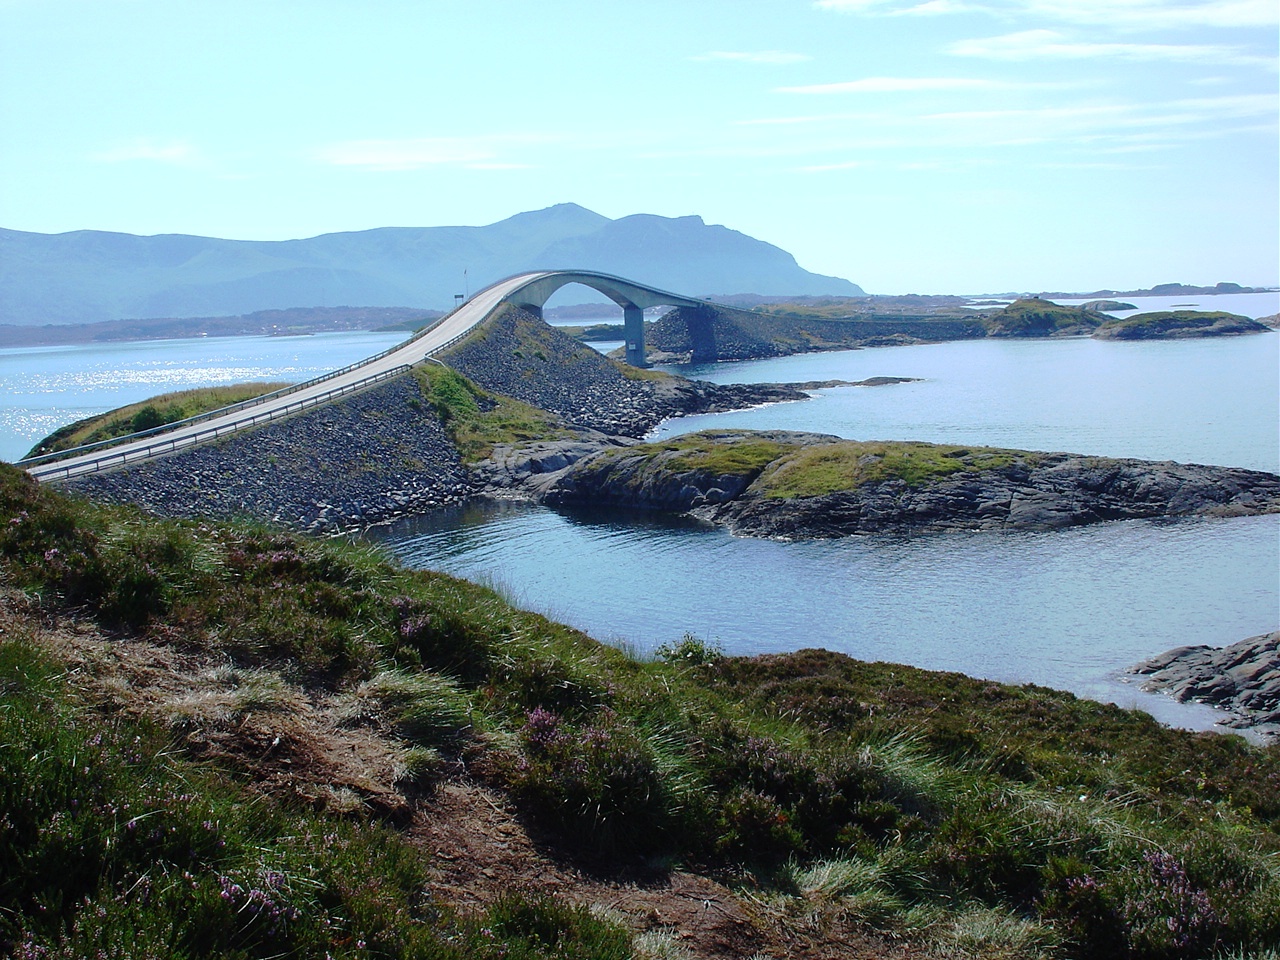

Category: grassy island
[2, 463, 1278, 959]
[25, 383, 291, 459]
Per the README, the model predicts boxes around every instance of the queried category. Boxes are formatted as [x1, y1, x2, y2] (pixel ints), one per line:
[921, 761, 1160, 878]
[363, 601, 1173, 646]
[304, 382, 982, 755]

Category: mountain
[0, 204, 863, 325]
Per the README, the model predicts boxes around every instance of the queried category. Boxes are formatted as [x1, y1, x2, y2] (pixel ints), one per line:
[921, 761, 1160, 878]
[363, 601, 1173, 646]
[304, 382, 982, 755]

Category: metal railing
[18, 310, 462, 469]
[32, 364, 413, 482]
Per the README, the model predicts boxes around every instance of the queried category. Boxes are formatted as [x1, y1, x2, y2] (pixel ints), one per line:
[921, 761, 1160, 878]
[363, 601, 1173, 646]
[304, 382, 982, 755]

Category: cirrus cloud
[92, 140, 201, 165]
[815, 0, 1278, 28]
[778, 76, 1009, 93]
[950, 28, 1277, 65]
[690, 50, 813, 64]
[314, 136, 547, 172]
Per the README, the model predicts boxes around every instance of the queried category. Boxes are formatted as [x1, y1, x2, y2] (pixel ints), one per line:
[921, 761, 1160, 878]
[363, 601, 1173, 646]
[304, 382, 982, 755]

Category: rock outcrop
[543, 431, 1280, 538]
[1128, 632, 1280, 739]
[440, 305, 809, 436]
[1092, 311, 1270, 340]
[645, 305, 985, 363]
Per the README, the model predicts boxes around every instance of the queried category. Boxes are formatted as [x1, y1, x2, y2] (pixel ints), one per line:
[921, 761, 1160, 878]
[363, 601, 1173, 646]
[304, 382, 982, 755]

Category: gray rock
[1128, 631, 1280, 739]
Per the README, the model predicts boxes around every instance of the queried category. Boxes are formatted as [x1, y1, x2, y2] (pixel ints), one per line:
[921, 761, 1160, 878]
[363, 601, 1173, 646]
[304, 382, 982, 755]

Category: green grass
[984, 298, 1104, 336]
[1094, 310, 1256, 338]
[595, 433, 1035, 500]
[25, 382, 292, 458]
[3, 462, 1280, 958]
[757, 441, 1033, 498]
[597, 432, 790, 478]
[0, 638, 634, 960]
[412, 365, 575, 462]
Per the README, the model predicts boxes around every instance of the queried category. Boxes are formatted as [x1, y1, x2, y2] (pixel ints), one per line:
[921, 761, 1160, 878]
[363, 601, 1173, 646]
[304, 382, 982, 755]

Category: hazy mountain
[0, 204, 863, 325]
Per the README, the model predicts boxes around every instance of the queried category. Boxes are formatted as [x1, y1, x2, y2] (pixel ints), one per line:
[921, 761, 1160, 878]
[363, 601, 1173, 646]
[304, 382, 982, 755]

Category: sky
[1, 0, 1276, 295]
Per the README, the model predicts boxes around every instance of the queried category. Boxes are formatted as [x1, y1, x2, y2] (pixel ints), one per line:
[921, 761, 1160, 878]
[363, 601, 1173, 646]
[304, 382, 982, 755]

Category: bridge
[22, 270, 713, 483]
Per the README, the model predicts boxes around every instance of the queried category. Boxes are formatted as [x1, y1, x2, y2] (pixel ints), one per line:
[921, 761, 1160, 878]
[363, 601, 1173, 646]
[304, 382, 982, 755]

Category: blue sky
[1, 0, 1275, 294]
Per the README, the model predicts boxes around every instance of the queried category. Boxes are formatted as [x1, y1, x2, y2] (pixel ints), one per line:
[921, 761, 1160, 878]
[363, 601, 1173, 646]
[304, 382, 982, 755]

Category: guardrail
[18, 310, 462, 470]
[32, 364, 413, 483]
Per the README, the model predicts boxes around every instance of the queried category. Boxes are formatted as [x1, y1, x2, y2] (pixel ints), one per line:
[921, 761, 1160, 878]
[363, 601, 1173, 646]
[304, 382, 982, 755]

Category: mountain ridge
[0, 204, 863, 325]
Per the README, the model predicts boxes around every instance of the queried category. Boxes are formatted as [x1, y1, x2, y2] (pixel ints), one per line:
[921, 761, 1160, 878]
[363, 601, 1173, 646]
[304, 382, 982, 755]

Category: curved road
[24, 271, 556, 483]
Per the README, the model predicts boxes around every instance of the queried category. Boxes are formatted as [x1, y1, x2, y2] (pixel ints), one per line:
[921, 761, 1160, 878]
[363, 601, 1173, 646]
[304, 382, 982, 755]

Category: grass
[755, 441, 1033, 499]
[3, 462, 1280, 958]
[983, 298, 1104, 337]
[412, 365, 575, 462]
[595, 432, 790, 480]
[1093, 310, 1256, 338]
[25, 382, 291, 458]
[593, 433, 1037, 500]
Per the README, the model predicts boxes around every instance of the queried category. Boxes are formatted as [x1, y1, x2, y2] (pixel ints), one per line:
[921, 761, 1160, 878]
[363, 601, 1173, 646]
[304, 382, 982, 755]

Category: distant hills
[0, 204, 863, 326]
[1037, 281, 1274, 299]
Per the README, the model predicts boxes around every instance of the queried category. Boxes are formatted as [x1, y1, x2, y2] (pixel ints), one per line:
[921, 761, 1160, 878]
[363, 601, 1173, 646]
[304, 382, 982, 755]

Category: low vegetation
[2, 464, 1279, 958]
[1092, 310, 1264, 340]
[756, 440, 1033, 498]
[596, 433, 1037, 499]
[25, 382, 291, 458]
[982, 299, 1105, 337]
[412, 365, 574, 462]
[751, 297, 873, 319]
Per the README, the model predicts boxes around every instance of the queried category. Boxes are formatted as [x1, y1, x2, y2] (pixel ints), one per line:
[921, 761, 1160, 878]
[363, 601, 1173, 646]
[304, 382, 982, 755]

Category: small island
[1092, 310, 1270, 340]
[541, 430, 1280, 538]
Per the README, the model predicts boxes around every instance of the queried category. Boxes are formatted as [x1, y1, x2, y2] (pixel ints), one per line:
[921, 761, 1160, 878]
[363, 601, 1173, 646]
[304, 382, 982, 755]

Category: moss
[601, 432, 791, 479]
[615, 362, 673, 381]
[26, 382, 292, 458]
[758, 441, 1034, 499]
[600, 433, 1034, 499]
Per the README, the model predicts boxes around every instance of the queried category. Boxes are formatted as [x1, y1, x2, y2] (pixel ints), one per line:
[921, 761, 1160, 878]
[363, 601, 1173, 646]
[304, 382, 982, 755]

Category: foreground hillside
[2, 465, 1278, 959]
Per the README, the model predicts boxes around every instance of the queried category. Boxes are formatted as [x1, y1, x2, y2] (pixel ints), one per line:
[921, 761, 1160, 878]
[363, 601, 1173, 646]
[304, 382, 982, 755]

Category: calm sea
[2, 297, 1277, 733]
[0, 331, 404, 463]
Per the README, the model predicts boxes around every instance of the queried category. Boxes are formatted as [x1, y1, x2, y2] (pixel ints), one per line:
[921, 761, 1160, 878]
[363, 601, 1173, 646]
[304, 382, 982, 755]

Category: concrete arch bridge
[23, 270, 714, 482]
[499, 270, 707, 367]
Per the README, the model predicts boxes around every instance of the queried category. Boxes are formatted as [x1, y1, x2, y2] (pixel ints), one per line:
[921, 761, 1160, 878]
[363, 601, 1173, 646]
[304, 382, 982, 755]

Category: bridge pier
[623, 304, 648, 367]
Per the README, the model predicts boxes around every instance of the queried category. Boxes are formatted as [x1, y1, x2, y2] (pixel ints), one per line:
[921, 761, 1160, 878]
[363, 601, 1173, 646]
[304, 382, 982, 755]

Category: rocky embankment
[1129, 631, 1280, 740]
[542, 430, 1280, 538]
[65, 376, 474, 535]
[441, 304, 810, 435]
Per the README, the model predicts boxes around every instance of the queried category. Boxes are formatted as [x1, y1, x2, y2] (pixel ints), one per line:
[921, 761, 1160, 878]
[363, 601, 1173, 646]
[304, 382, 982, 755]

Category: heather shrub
[507, 707, 667, 855]
[392, 592, 496, 682]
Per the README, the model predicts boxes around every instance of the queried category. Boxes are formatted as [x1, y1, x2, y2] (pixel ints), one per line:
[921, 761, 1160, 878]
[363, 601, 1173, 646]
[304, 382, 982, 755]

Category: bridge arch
[498, 270, 708, 367]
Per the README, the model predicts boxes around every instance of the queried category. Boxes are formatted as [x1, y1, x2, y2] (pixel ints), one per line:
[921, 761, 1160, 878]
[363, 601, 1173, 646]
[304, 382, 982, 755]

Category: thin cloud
[813, 0, 978, 12]
[691, 50, 813, 64]
[815, 0, 1278, 27]
[779, 76, 1008, 94]
[1012, 0, 1277, 29]
[798, 159, 867, 171]
[314, 136, 546, 172]
[949, 29, 1276, 66]
[92, 140, 201, 165]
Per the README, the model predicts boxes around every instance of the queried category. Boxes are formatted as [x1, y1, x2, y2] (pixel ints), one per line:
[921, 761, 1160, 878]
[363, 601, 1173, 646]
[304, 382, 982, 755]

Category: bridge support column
[623, 304, 648, 367]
